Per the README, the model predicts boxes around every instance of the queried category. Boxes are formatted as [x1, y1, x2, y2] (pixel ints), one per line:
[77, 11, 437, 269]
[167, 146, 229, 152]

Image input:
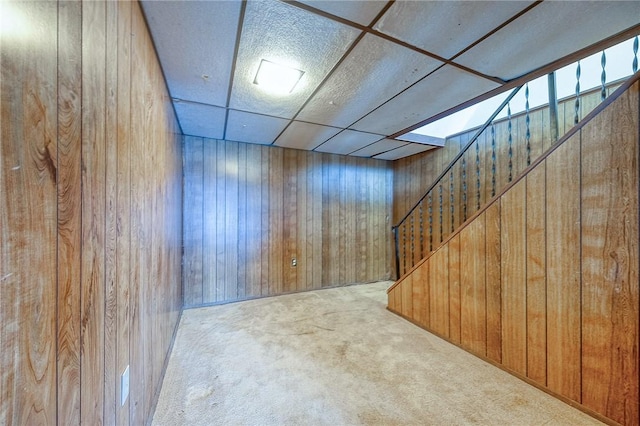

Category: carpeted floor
[152, 281, 602, 425]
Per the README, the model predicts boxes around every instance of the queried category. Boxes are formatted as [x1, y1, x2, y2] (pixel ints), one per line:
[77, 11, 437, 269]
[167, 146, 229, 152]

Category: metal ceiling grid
[141, 0, 640, 160]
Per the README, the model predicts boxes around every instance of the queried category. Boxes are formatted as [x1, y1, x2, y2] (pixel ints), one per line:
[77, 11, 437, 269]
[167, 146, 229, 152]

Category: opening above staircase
[393, 34, 640, 279]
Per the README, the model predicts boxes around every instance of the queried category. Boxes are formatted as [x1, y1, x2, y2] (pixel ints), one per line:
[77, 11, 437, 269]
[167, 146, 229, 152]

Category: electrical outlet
[121, 365, 130, 406]
[291, 258, 297, 267]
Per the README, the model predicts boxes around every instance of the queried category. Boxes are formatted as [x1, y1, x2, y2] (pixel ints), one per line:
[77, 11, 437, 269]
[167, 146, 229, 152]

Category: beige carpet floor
[152, 282, 602, 426]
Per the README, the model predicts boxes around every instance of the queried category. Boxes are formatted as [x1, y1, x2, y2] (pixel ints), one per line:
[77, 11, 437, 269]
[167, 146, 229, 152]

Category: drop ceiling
[141, 0, 639, 160]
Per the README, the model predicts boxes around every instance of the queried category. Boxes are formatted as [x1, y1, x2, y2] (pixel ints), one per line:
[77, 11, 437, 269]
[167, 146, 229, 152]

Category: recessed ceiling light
[253, 59, 304, 95]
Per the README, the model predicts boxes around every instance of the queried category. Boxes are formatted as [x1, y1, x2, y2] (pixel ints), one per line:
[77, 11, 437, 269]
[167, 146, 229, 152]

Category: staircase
[387, 72, 640, 425]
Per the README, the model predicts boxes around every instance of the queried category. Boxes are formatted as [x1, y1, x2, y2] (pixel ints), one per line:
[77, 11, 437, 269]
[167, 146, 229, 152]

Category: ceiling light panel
[275, 121, 342, 151]
[374, 143, 436, 161]
[373, 1, 534, 60]
[229, 0, 360, 118]
[226, 110, 290, 145]
[314, 130, 383, 155]
[351, 65, 500, 135]
[141, 1, 241, 107]
[174, 102, 227, 140]
[455, 1, 640, 81]
[295, 0, 388, 26]
[297, 33, 443, 128]
[350, 139, 410, 158]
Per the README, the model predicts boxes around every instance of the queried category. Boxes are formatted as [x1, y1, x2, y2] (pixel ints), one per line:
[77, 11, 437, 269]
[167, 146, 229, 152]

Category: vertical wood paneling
[183, 141, 392, 304]
[246, 143, 262, 298]
[460, 216, 487, 356]
[225, 142, 239, 300]
[203, 139, 218, 302]
[429, 247, 449, 337]
[412, 262, 428, 328]
[388, 80, 639, 426]
[115, 2, 132, 423]
[546, 138, 582, 402]
[580, 83, 639, 425]
[283, 148, 297, 293]
[401, 276, 413, 318]
[448, 234, 462, 344]
[237, 143, 247, 299]
[104, 2, 119, 423]
[269, 147, 284, 295]
[216, 140, 227, 299]
[526, 164, 546, 385]
[183, 136, 203, 306]
[1, 2, 58, 423]
[2, 2, 182, 424]
[501, 180, 527, 374]
[485, 201, 502, 363]
[57, 1, 82, 423]
[81, 1, 107, 421]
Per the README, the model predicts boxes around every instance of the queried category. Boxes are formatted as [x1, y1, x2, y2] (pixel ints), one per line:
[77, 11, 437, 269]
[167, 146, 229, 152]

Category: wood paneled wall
[183, 137, 393, 306]
[1, 2, 182, 425]
[388, 79, 639, 425]
[393, 85, 620, 226]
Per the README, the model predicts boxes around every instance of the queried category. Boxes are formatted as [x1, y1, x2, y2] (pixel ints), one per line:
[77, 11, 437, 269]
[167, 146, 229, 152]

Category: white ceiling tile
[141, 1, 241, 107]
[374, 1, 534, 59]
[314, 129, 383, 155]
[226, 110, 290, 145]
[174, 102, 226, 139]
[374, 143, 436, 160]
[351, 65, 500, 135]
[229, 0, 360, 118]
[455, 1, 640, 80]
[350, 139, 409, 158]
[396, 133, 445, 146]
[297, 33, 443, 128]
[295, 0, 388, 26]
[274, 121, 342, 150]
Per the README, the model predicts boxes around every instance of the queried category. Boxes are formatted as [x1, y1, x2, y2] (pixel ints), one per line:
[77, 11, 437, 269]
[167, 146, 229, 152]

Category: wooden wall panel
[448, 234, 462, 344]
[81, 2, 108, 421]
[485, 202, 502, 364]
[411, 262, 428, 328]
[500, 180, 526, 374]
[580, 83, 639, 425]
[57, 1, 83, 423]
[460, 216, 487, 356]
[1, 2, 58, 423]
[183, 141, 393, 305]
[429, 247, 449, 338]
[526, 165, 547, 386]
[183, 136, 203, 306]
[546, 138, 582, 402]
[388, 76, 640, 426]
[1, 2, 183, 424]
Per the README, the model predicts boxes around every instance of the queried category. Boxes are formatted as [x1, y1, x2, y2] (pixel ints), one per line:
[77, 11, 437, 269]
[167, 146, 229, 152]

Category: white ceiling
[141, 0, 639, 160]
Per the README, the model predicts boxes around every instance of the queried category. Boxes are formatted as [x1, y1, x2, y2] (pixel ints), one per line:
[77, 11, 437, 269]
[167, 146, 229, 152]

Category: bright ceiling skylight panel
[254, 59, 304, 95]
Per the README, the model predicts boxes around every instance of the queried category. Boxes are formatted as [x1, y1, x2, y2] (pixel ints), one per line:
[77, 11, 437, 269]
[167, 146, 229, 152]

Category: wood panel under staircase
[388, 75, 639, 425]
